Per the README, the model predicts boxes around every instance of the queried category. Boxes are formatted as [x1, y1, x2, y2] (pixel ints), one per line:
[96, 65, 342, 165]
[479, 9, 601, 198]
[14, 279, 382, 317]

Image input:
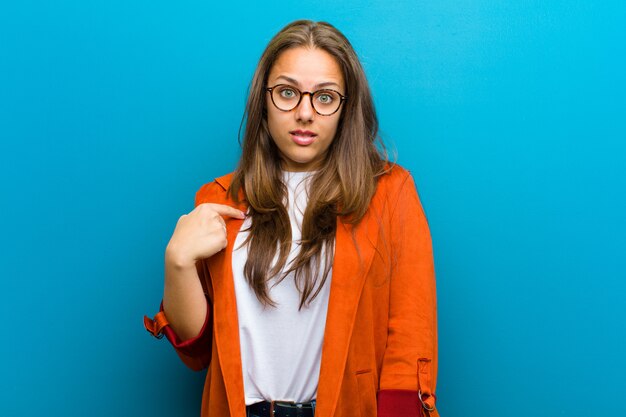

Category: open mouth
[290, 130, 317, 146]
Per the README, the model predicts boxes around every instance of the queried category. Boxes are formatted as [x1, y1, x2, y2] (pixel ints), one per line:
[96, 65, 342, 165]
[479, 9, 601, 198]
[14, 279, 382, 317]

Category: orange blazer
[145, 165, 440, 417]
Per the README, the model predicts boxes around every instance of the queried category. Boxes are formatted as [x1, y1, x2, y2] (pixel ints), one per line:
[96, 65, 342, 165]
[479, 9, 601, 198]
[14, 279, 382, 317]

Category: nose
[295, 92, 315, 122]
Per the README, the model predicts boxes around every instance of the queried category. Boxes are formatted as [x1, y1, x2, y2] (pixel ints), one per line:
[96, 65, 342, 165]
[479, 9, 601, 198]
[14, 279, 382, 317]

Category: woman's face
[265, 47, 345, 172]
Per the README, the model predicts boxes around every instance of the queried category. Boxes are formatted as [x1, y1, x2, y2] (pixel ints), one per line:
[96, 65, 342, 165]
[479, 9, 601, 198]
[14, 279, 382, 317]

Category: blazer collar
[214, 172, 234, 191]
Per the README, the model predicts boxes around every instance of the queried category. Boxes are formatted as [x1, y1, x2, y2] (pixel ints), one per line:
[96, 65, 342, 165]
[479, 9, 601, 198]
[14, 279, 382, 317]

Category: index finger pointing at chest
[197, 203, 246, 220]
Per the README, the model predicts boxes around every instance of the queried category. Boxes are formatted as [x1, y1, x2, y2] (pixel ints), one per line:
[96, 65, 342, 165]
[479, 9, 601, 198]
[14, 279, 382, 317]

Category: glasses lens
[312, 90, 341, 115]
[272, 85, 301, 111]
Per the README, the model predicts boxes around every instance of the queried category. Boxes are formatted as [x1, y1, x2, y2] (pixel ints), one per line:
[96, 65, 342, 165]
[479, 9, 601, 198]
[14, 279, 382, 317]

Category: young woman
[144, 20, 440, 417]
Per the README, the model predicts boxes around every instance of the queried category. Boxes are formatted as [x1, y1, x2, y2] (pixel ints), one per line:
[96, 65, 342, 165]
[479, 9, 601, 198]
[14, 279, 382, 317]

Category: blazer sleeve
[143, 259, 213, 371]
[377, 171, 440, 417]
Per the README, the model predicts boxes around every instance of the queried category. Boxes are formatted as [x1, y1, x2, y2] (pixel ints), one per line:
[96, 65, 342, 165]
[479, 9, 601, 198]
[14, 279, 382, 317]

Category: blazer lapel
[207, 174, 248, 417]
[208, 215, 247, 417]
[315, 205, 382, 417]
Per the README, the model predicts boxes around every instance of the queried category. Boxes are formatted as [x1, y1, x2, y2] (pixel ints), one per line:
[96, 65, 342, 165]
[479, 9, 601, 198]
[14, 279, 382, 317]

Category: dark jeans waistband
[246, 400, 316, 417]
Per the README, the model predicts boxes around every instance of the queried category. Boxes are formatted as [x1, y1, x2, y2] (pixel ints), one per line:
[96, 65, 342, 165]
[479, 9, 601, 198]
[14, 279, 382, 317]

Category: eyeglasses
[266, 84, 347, 116]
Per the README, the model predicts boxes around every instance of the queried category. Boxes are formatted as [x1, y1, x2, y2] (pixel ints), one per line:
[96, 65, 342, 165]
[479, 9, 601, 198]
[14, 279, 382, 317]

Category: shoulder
[375, 163, 415, 196]
[370, 163, 425, 219]
[194, 171, 237, 207]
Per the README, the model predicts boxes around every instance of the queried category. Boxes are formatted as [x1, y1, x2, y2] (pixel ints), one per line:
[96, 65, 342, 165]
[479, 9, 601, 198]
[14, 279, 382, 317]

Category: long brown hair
[230, 20, 389, 308]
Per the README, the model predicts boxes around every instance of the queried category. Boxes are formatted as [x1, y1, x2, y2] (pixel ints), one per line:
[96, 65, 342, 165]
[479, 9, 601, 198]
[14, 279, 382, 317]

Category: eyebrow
[274, 75, 340, 90]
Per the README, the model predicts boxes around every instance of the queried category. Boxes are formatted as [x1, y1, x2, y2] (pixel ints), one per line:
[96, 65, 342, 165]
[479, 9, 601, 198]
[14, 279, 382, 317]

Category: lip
[289, 130, 317, 146]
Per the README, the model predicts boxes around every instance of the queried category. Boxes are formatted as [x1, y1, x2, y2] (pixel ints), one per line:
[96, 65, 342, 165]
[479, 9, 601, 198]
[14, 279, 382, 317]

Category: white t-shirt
[232, 171, 332, 405]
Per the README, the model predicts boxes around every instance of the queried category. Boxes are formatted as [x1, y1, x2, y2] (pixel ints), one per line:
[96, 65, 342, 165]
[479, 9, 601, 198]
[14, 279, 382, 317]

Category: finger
[201, 203, 246, 219]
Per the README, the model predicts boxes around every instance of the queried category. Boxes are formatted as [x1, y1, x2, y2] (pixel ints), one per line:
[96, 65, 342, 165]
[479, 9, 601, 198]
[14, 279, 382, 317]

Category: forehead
[268, 47, 344, 89]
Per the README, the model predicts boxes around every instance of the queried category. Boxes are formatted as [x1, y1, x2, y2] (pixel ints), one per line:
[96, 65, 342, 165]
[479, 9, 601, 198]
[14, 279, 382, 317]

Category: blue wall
[1, 1, 624, 416]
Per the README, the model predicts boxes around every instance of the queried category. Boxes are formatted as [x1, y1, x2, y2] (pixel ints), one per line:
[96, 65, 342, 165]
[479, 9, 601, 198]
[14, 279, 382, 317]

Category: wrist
[165, 246, 197, 270]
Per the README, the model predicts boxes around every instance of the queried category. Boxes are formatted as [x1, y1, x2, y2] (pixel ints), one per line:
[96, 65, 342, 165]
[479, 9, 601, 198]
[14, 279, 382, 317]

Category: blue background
[1, 1, 625, 416]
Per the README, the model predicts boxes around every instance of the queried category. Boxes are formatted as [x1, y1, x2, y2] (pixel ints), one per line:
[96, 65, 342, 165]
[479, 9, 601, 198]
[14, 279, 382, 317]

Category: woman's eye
[317, 93, 334, 104]
[279, 88, 297, 98]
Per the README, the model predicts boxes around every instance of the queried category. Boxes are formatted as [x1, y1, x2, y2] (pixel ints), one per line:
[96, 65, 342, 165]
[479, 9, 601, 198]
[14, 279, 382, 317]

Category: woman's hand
[162, 203, 244, 341]
[165, 203, 246, 269]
